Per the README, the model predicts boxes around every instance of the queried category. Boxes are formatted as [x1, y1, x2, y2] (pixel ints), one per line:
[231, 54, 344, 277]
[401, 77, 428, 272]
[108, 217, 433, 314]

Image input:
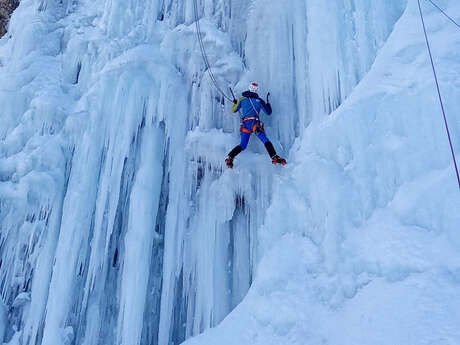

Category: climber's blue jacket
[232, 91, 272, 118]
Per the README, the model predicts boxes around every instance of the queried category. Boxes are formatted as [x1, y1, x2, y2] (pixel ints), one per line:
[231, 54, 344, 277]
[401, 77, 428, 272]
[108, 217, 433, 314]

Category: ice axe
[229, 87, 237, 104]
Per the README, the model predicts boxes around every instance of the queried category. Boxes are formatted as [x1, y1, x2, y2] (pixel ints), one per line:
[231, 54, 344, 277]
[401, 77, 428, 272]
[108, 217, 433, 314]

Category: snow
[0, 0, 459, 344]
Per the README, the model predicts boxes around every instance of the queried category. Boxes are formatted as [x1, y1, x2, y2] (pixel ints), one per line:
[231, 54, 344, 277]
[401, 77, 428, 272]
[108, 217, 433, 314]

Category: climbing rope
[426, 0, 460, 30]
[417, 0, 460, 189]
[193, 0, 233, 102]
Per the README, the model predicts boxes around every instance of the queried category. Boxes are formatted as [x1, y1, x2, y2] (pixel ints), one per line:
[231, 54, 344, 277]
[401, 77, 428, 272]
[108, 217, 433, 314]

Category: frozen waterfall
[1, 0, 460, 344]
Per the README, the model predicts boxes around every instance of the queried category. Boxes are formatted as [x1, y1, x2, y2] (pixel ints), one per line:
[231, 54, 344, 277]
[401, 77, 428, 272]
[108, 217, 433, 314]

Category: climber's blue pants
[240, 119, 269, 150]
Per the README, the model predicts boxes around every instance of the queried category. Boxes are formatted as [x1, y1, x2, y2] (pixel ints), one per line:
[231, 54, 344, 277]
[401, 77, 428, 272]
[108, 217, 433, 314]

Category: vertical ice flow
[2, 0, 458, 345]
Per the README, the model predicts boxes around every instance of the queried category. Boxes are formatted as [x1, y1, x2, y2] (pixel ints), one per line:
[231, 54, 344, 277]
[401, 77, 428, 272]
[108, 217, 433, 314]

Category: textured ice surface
[0, 0, 459, 344]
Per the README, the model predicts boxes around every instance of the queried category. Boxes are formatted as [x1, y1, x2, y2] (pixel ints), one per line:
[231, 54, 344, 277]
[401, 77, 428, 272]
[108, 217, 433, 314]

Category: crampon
[225, 157, 234, 168]
[271, 155, 286, 165]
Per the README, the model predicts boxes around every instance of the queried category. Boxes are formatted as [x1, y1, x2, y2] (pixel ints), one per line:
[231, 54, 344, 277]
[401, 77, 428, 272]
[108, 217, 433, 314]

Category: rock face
[0, 0, 18, 37]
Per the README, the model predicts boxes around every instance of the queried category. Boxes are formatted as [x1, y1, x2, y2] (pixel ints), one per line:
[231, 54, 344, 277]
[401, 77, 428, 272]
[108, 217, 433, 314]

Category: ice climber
[225, 82, 286, 168]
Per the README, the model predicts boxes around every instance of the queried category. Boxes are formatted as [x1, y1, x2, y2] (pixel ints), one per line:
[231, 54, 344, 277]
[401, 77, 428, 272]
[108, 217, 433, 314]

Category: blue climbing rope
[417, 0, 460, 189]
[426, 0, 460, 30]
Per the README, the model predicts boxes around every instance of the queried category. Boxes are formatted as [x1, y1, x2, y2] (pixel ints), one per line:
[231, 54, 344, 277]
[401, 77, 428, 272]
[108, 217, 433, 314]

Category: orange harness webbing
[240, 117, 263, 134]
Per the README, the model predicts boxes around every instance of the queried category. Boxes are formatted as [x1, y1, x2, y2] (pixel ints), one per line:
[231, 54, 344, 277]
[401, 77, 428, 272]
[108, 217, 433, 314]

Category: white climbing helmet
[248, 82, 259, 93]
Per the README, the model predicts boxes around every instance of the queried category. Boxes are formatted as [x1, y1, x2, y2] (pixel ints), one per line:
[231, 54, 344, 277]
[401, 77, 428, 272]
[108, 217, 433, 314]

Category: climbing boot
[271, 155, 287, 165]
[225, 145, 242, 168]
[225, 157, 234, 169]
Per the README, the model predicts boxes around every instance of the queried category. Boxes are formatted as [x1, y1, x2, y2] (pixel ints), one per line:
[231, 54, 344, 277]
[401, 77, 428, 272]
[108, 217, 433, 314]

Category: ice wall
[3, 0, 456, 345]
[183, 1, 460, 345]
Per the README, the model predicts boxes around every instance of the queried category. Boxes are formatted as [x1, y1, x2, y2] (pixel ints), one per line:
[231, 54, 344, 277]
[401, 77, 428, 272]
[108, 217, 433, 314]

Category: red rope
[417, 0, 460, 190]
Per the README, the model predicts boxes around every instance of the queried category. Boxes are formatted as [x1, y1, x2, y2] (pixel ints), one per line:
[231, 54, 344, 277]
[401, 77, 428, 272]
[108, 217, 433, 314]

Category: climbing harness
[417, 0, 460, 189]
[193, 0, 233, 102]
[242, 116, 259, 121]
[240, 119, 264, 134]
